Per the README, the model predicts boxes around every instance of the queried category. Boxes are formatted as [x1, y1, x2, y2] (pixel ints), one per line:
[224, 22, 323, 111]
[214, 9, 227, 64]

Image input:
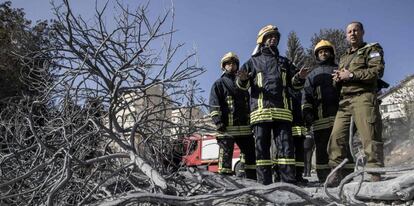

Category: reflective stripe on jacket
[302, 63, 339, 131]
[237, 48, 304, 125]
[209, 72, 251, 136]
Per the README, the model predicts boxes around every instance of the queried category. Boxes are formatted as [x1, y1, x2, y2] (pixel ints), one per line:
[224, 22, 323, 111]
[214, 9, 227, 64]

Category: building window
[381, 105, 388, 113]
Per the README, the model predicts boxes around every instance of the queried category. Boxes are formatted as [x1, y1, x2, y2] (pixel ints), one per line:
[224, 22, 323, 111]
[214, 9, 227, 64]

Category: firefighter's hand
[237, 70, 250, 81]
[298, 67, 310, 79]
[216, 123, 226, 132]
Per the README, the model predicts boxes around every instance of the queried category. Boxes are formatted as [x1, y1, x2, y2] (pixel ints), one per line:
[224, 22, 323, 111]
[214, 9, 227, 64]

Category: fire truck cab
[182, 133, 242, 174]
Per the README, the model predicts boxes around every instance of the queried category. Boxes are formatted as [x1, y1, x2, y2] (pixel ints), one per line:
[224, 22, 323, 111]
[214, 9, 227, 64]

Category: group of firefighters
[209, 21, 385, 186]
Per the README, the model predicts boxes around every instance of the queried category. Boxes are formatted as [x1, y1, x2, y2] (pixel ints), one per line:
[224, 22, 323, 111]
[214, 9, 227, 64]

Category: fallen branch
[93, 182, 329, 206]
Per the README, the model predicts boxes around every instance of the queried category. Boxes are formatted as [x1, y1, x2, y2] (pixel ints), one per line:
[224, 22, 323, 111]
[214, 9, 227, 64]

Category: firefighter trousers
[253, 122, 296, 185]
[293, 134, 305, 180]
[303, 136, 314, 177]
[313, 128, 331, 182]
[217, 135, 256, 179]
[328, 92, 384, 169]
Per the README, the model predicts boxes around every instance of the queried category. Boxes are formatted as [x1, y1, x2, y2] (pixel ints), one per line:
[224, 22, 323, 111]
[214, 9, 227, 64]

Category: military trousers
[253, 122, 296, 185]
[328, 92, 384, 169]
[217, 135, 256, 179]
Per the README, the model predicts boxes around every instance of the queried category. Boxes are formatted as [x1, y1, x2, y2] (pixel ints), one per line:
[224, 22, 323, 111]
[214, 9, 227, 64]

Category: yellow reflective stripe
[218, 147, 224, 169]
[315, 164, 331, 169]
[316, 86, 323, 119]
[318, 105, 323, 120]
[301, 126, 307, 135]
[274, 158, 296, 165]
[250, 108, 293, 123]
[257, 72, 263, 88]
[214, 125, 252, 136]
[313, 116, 335, 125]
[258, 92, 264, 110]
[282, 71, 289, 109]
[313, 116, 335, 131]
[218, 168, 233, 174]
[302, 103, 313, 110]
[226, 96, 233, 126]
[256, 159, 272, 166]
[292, 126, 302, 136]
[236, 79, 250, 90]
[316, 86, 322, 100]
[245, 164, 257, 170]
[295, 162, 305, 167]
[210, 111, 220, 117]
[226, 125, 251, 131]
[283, 90, 289, 109]
[240, 153, 245, 163]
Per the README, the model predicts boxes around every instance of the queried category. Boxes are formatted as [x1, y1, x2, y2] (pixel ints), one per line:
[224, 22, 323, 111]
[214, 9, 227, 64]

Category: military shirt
[339, 42, 384, 95]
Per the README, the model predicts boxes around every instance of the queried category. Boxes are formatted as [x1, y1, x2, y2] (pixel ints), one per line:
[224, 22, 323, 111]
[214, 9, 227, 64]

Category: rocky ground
[385, 139, 414, 167]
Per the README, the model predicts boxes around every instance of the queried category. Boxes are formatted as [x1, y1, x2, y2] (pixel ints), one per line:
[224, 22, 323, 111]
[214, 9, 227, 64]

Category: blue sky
[9, 0, 414, 99]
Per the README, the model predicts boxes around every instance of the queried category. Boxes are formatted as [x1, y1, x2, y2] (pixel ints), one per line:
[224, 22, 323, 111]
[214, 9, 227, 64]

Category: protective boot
[317, 169, 331, 183]
[295, 167, 309, 185]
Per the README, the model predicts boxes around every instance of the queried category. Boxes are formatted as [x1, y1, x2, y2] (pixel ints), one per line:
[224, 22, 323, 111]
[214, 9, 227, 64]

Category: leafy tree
[286, 31, 305, 68]
[304, 28, 347, 68]
[0, 1, 52, 102]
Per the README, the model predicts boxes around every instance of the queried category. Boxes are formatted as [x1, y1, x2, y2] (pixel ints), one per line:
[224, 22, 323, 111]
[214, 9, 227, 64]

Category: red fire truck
[182, 133, 243, 175]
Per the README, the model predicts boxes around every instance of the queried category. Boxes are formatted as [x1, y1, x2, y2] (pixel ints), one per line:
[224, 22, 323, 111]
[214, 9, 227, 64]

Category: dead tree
[1, 0, 207, 205]
[2, 1, 413, 205]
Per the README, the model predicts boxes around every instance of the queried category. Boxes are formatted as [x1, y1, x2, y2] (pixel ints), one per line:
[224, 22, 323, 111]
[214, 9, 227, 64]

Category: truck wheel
[234, 161, 245, 178]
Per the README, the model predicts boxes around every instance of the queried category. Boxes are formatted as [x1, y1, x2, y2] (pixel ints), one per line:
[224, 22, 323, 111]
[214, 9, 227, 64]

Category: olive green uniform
[328, 42, 384, 169]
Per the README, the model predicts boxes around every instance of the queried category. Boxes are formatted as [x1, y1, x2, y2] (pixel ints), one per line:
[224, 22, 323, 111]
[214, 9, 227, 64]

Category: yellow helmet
[220, 52, 240, 69]
[314, 40, 336, 58]
[256, 25, 280, 44]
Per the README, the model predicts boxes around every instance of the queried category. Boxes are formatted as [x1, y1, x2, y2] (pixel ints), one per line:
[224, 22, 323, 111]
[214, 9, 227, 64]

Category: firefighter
[209, 52, 257, 180]
[237, 25, 309, 185]
[302, 40, 339, 183]
[328, 22, 385, 186]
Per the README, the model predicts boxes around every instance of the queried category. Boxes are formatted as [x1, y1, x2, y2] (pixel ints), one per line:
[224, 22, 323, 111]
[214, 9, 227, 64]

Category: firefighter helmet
[256, 25, 280, 44]
[314, 40, 335, 59]
[220, 52, 240, 69]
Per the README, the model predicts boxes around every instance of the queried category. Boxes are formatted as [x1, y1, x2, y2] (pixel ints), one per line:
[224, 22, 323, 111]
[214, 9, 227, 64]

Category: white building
[379, 74, 414, 120]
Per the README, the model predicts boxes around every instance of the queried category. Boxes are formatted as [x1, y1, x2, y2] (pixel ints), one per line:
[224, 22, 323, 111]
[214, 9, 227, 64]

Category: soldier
[302, 40, 339, 183]
[209, 52, 257, 180]
[328, 22, 385, 186]
[237, 25, 308, 185]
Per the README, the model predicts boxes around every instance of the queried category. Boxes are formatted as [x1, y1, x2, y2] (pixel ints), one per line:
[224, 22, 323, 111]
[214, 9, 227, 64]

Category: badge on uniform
[369, 52, 380, 58]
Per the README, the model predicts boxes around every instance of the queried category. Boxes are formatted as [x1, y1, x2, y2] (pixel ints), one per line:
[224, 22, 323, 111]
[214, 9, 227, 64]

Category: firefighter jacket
[338, 42, 385, 95]
[302, 61, 339, 131]
[236, 47, 305, 125]
[209, 72, 252, 137]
